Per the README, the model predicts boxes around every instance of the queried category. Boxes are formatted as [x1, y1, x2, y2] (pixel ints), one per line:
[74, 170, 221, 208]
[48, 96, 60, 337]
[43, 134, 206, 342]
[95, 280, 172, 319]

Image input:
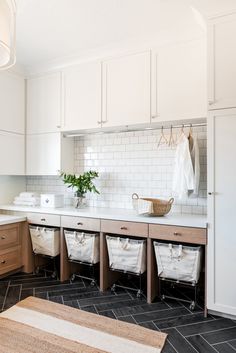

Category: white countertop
[0, 214, 26, 226]
[0, 205, 207, 228]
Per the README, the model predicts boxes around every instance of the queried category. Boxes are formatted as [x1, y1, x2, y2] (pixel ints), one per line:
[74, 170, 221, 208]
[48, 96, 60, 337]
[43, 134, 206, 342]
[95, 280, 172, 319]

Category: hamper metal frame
[110, 268, 146, 298]
[68, 259, 98, 287]
[33, 253, 58, 279]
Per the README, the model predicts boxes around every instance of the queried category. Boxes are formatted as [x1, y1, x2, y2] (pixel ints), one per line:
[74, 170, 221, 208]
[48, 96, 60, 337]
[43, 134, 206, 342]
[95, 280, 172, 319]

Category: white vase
[73, 194, 86, 208]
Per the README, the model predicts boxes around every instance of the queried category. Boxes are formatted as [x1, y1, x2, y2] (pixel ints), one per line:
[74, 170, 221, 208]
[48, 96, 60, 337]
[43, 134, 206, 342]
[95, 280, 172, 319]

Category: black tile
[134, 307, 190, 324]
[156, 313, 213, 330]
[39, 282, 85, 295]
[139, 321, 159, 331]
[20, 288, 34, 301]
[203, 327, 236, 345]
[164, 328, 197, 353]
[187, 335, 217, 353]
[94, 297, 144, 312]
[81, 305, 97, 314]
[214, 342, 236, 353]
[99, 310, 116, 319]
[63, 300, 80, 309]
[10, 276, 47, 285]
[0, 281, 9, 303]
[113, 301, 169, 317]
[49, 296, 63, 304]
[118, 315, 137, 324]
[179, 319, 236, 337]
[79, 293, 130, 308]
[35, 292, 48, 300]
[162, 340, 178, 353]
[62, 287, 100, 301]
[228, 339, 236, 349]
[3, 285, 21, 310]
[22, 279, 61, 289]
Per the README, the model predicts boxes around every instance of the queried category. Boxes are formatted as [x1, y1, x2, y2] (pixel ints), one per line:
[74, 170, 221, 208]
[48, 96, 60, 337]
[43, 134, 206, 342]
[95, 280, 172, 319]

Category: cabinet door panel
[27, 73, 61, 134]
[0, 131, 25, 175]
[103, 51, 150, 127]
[208, 109, 236, 316]
[152, 39, 207, 122]
[208, 14, 236, 110]
[0, 72, 25, 134]
[63, 61, 101, 131]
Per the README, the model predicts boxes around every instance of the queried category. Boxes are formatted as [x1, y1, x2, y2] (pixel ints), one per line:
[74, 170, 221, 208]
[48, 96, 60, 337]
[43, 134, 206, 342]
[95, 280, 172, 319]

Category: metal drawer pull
[0, 260, 6, 264]
[77, 222, 83, 226]
[120, 226, 128, 230]
[174, 232, 181, 236]
[1, 236, 6, 240]
[41, 218, 46, 221]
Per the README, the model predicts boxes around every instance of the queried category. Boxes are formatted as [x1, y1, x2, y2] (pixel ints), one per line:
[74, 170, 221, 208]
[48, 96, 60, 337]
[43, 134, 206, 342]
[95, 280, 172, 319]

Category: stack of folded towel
[13, 192, 40, 206]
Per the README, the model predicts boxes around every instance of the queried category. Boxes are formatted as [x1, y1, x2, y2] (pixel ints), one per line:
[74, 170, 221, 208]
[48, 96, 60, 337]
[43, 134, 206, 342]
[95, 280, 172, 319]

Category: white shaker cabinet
[208, 13, 236, 110]
[102, 51, 151, 127]
[151, 39, 207, 122]
[26, 133, 73, 175]
[0, 131, 25, 175]
[207, 108, 236, 316]
[27, 73, 62, 134]
[0, 71, 25, 134]
[63, 61, 102, 131]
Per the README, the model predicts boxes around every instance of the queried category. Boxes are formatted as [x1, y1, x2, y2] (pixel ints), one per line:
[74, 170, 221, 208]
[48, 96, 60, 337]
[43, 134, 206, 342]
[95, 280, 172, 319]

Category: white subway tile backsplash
[26, 126, 207, 214]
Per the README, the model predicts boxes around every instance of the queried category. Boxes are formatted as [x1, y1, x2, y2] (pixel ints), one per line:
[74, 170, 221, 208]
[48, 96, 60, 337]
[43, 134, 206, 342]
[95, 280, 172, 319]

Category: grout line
[18, 284, 22, 302]
[227, 342, 236, 352]
[1, 281, 10, 311]
[175, 328, 199, 353]
[183, 324, 236, 338]
[199, 335, 219, 352]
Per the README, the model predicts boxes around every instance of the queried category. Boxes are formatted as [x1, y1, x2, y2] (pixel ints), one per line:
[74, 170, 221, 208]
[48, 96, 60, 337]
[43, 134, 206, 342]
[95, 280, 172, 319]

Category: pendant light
[0, 0, 16, 70]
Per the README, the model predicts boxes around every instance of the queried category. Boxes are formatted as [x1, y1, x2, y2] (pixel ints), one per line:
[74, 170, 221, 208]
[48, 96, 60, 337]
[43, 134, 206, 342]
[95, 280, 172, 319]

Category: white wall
[26, 125, 207, 214]
[0, 176, 26, 204]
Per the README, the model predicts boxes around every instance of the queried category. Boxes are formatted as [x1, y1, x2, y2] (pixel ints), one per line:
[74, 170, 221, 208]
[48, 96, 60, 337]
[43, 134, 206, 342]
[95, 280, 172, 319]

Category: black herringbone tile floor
[0, 272, 236, 353]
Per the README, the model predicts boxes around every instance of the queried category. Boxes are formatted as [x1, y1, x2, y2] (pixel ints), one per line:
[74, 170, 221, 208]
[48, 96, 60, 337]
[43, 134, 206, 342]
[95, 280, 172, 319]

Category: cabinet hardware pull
[97, 121, 102, 125]
[1, 236, 6, 240]
[174, 232, 181, 236]
[101, 121, 107, 124]
[56, 125, 61, 128]
[151, 115, 159, 119]
[41, 218, 46, 221]
[77, 222, 83, 226]
[208, 100, 215, 105]
[208, 192, 214, 195]
[120, 226, 127, 230]
[0, 260, 6, 264]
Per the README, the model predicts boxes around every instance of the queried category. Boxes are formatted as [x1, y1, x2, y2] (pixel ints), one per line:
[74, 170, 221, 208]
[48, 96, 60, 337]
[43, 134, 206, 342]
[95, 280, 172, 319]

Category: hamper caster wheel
[90, 280, 96, 287]
[111, 284, 116, 293]
[189, 301, 196, 311]
[161, 295, 165, 301]
[51, 271, 57, 279]
[71, 274, 76, 282]
[136, 290, 142, 299]
[35, 266, 40, 275]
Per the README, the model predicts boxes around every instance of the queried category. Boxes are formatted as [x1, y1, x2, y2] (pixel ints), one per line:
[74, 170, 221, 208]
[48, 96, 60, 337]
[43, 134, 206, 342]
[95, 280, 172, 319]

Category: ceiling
[14, 0, 236, 73]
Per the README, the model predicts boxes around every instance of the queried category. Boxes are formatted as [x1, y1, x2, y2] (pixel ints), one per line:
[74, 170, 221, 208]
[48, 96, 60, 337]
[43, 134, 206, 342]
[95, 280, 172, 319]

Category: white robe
[172, 133, 194, 199]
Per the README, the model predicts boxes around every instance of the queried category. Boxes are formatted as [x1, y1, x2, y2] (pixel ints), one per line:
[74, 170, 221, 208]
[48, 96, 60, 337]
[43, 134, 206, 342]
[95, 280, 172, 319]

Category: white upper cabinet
[102, 51, 151, 127]
[207, 108, 236, 316]
[0, 72, 25, 134]
[27, 72, 62, 134]
[208, 13, 236, 110]
[63, 61, 102, 131]
[0, 131, 25, 175]
[26, 133, 73, 176]
[151, 39, 207, 122]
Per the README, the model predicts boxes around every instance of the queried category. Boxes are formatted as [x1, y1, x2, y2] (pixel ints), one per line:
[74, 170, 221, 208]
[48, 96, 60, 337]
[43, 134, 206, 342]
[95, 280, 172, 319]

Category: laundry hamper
[106, 236, 146, 298]
[154, 242, 202, 310]
[29, 226, 60, 278]
[64, 230, 100, 285]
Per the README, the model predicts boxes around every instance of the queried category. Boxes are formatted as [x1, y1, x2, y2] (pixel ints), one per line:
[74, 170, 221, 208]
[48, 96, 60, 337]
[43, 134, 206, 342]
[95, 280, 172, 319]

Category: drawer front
[0, 224, 20, 248]
[101, 220, 148, 238]
[61, 216, 100, 232]
[0, 247, 22, 275]
[27, 213, 60, 227]
[149, 224, 207, 245]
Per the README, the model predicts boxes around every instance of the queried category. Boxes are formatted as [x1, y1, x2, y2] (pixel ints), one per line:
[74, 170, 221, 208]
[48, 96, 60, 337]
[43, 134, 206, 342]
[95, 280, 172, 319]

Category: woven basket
[132, 193, 174, 216]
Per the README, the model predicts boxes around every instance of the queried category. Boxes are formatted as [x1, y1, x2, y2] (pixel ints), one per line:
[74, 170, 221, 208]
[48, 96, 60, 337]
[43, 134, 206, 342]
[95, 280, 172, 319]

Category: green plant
[60, 170, 100, 197]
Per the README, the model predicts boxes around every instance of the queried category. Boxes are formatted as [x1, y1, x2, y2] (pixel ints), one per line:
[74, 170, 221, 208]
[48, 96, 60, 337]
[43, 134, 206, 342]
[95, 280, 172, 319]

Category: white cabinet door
[152, 39, 207, 122]
[63, 61, 102, 131]
[0, 131, 25, 175]
[26, 133, 73, 176]
[208, 108, 236, 316]
[102, 51, 150, 127]
[208, 14, 236, 110]
[27, 73, 62, 134]
[0, 72, 25, 134]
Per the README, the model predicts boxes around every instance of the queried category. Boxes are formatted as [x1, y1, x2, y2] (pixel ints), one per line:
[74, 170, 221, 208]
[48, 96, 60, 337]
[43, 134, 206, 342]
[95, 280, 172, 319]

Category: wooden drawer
[0, 223, 20, 249]
[101, 219, 148, 238]
[61, 216, 100, 232]
[149, 224, 207, 245]
[0, 246, 22, 275]
[27, 213, 60, 227]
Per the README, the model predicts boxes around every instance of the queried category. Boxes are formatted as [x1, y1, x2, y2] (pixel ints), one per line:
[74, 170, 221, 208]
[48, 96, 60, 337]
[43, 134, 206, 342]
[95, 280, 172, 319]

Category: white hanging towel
[189, 135, 200, 196]
[172, 133, 194, 199]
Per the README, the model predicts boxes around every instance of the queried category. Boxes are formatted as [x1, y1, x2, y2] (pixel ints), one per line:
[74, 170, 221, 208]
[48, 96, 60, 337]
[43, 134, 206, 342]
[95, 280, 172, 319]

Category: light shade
[0, 0, 16, 70]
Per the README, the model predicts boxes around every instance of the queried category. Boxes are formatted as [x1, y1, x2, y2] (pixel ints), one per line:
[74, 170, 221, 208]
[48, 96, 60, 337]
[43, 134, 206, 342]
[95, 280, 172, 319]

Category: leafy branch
[60, 170, 100, 196]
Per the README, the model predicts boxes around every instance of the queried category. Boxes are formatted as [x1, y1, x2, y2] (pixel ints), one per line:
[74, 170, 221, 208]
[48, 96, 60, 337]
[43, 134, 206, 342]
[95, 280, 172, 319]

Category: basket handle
[168, 198, 174, 205]
[132, 193, 139, 200]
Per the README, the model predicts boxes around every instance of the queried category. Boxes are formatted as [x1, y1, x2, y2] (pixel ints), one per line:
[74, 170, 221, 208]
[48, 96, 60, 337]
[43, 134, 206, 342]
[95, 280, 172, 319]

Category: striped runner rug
[0, 297, 167, 353]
